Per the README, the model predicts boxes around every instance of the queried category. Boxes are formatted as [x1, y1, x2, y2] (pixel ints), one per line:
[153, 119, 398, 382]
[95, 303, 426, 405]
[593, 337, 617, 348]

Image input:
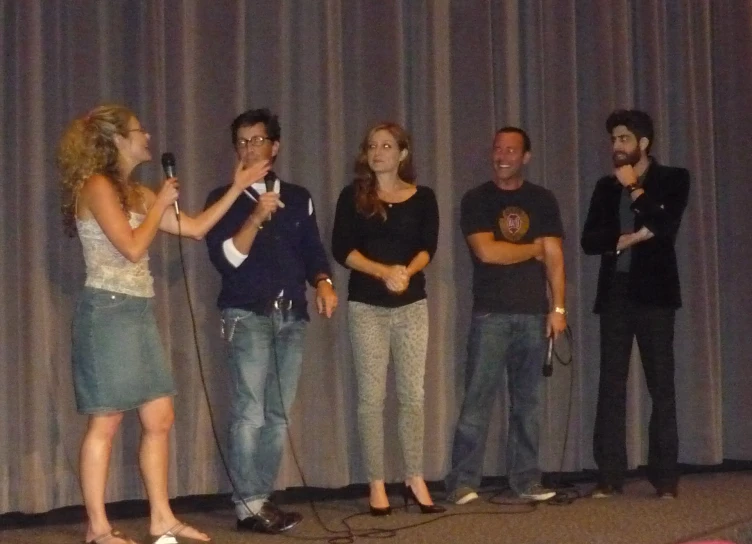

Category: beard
[612, 147, 641, 167]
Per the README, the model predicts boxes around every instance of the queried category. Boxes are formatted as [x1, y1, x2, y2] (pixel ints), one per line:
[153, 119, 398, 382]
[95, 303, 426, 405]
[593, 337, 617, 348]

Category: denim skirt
[72, 287, 176, 414]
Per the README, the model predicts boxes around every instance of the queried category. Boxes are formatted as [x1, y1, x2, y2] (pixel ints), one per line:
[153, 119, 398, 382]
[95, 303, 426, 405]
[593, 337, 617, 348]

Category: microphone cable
[256, 199, 401, 542]
[172, 199, 393, 543]
[175, 204, 582, 542]
[173, 210, 269, 529]
[165, 159, 287, 526]
[542, 325, 585, 506]
[485, 325, 580, 507]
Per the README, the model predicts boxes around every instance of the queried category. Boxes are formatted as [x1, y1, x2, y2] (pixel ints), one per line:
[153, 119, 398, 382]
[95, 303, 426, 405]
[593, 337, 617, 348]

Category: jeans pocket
[85, 289, 128, 310]
[221, 309, 257, 343]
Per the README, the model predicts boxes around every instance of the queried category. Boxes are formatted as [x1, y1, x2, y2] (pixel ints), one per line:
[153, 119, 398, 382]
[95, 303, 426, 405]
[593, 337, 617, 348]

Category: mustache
[612, 151, 637, 167]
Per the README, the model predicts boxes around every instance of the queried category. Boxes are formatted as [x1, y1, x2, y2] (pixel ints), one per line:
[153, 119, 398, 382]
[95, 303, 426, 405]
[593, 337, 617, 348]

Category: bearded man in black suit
[581, 109, 690, 499]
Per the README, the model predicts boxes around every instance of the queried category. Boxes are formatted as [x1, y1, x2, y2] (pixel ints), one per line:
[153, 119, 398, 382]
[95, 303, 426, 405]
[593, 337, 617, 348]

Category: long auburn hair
[57, 104, 141, 236]
[353, 122, 415, 220]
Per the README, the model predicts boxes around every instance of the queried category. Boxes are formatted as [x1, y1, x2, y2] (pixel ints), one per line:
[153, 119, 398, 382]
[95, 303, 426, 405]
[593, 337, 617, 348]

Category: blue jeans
[222, 307, 306, 506]
[446, 312, 547, 495]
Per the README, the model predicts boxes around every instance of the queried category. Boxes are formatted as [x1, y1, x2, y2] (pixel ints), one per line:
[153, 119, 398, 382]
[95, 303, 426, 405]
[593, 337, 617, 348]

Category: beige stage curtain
[1, 0, 749, 514]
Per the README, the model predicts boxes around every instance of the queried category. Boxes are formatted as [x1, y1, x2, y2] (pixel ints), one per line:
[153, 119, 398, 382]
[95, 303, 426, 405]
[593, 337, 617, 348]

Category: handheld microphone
[264, 170, 276, 194]
[160, 152, 179, 217]
[262, 170, 285, 208]
[241, 170, 285, 207]
[543, 335, 554, 377]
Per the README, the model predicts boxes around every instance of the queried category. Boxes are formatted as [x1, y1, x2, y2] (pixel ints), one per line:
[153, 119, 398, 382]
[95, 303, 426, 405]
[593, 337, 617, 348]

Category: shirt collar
[251, 177, 280, 195]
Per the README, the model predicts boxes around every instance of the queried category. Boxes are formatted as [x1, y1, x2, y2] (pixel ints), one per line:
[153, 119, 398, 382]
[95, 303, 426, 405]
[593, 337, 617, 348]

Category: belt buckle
[272, 297, 292, 320]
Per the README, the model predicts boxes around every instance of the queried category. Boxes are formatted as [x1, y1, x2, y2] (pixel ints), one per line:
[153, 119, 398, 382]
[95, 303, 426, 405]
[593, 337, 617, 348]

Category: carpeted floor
[3, 472, 752, 544]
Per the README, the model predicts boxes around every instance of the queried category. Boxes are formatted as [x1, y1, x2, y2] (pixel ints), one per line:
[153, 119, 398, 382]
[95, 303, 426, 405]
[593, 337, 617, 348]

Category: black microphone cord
[173, 210, 268, 527]
[172, 195, 381, 543]
[542, 325, 584, 506]
[179, 266, 582, 541]
[175, 199, 582, 542]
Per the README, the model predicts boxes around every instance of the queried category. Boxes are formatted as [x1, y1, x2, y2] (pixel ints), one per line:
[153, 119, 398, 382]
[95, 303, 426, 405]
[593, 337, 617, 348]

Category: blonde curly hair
[57, 104, 141, 236]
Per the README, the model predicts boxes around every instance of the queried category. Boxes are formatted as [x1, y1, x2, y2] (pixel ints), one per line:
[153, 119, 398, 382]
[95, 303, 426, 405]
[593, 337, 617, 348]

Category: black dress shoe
[402, 485, 446, 514]
[590, 484, 623, 499]
[237, 502, 285, 534]
[656, 486, 678, 499]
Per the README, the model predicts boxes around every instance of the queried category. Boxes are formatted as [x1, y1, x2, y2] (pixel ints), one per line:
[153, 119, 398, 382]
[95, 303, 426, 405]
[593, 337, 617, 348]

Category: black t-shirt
[460, 180, 564, 314]
[332, 184, 439, 307]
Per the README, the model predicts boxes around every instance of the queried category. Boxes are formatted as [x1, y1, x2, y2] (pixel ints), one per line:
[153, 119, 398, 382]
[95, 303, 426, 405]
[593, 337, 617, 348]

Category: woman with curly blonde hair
[58, 104, 270, 544]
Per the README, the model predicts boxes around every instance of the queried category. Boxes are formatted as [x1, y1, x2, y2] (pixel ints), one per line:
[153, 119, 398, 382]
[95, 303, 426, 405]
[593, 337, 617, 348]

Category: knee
[357, 396, 385, 422]
[264, 404, 290, 427]
[233, 405, 265, 428]
[397, 398, 424, 414]
[86, 414, 124, 443]
[456, 403, 490, 430]
[651, 392, 677, 411]
[143, 407, 174, 436]
[357, 384, 387, 410]
[510, 396, 542, 419]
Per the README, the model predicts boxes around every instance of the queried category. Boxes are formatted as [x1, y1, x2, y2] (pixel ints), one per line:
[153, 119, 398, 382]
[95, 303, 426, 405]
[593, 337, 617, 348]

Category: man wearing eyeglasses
[204, 108, 337, 534]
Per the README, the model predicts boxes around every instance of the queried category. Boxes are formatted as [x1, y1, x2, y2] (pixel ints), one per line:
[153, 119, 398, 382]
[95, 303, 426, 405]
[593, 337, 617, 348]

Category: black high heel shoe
[369, 504, 392, 516]
[402, 485, 446, 514]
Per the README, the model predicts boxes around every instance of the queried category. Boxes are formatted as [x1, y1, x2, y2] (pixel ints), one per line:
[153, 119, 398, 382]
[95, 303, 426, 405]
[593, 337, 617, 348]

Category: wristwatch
[316, 277, 333, 288]
[553, 306, 567, 316]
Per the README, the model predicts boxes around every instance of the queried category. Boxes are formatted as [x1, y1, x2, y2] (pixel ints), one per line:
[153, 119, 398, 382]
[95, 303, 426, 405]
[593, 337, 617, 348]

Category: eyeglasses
[236, 136, 272, 149]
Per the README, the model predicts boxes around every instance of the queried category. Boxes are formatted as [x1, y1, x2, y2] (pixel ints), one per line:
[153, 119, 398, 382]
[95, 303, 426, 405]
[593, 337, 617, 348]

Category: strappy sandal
[150, 522, 211, 544]
[85, 528, 138, 544]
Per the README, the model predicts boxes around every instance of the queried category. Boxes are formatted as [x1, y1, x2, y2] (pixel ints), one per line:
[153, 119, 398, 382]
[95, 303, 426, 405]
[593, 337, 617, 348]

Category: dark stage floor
[3, 470, 752, 543]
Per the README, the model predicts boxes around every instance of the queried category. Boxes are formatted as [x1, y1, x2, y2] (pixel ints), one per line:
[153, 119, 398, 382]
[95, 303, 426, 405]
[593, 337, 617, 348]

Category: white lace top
[76, 213, 155, 297]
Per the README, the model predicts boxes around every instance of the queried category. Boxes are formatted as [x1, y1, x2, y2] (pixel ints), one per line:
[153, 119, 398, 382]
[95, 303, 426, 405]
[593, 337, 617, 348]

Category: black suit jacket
[580, 161, 690, 313]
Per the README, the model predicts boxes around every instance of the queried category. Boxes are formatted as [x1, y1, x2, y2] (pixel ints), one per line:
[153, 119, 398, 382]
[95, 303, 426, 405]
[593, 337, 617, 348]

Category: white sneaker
[518, 484, 556, 502]
[449, 486, 479, 505]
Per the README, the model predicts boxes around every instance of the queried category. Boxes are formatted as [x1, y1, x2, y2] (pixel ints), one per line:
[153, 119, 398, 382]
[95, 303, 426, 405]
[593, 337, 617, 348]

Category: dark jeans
[593, 274, 679, 491]
[446, 312, 547, 495]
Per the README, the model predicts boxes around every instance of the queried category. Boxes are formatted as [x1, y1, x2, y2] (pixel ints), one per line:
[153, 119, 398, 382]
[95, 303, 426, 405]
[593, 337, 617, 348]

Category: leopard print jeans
[347, 299, 429, 480]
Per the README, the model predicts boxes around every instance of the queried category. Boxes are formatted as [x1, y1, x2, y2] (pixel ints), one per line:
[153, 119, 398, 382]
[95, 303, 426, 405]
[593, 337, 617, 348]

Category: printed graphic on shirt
[498, 206, 530, 242]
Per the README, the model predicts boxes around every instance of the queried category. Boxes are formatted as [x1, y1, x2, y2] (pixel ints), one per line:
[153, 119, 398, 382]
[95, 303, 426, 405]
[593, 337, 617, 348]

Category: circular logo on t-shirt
[498, 206, 530, 241]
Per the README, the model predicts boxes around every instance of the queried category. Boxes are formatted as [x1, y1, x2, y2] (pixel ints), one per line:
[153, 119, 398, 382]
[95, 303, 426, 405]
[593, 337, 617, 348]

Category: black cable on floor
[180, 219, 580, 542]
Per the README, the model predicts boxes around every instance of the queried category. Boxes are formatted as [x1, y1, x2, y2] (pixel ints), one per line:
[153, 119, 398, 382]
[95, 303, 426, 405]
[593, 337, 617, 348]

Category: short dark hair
[495, 126, 531, 153]
[231, 108, 281, 146]
[606, 109, 654, 153]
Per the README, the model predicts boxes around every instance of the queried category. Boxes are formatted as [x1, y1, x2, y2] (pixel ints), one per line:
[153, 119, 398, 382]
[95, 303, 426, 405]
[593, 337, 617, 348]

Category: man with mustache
[581, 110, 690, 499]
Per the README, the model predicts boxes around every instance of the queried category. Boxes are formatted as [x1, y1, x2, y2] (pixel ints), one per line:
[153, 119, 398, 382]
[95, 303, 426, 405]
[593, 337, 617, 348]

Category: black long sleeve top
[331, 184, 439, 308]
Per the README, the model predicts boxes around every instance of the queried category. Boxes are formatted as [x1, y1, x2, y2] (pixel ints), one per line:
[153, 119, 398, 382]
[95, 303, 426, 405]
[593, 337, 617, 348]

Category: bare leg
[80, 412, 134, 543]
[405, 475, 435, 505]
[369, 480, 390, 509]
[138, 396, 210, 541]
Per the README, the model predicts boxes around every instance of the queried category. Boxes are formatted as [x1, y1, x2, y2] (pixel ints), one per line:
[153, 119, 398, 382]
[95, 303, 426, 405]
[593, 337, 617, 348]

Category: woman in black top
[332, 122, 443, 515]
